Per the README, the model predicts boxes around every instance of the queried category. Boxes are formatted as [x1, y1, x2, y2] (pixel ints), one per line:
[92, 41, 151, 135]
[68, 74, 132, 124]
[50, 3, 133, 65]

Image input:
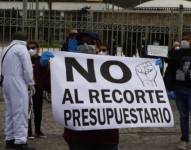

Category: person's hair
[99, 44, 107, 50]
[173, 41, 180, 47]
[69, 29, 78, 37]
[27, 40, 41, 55]
[27, 40, 40, 49]
[12, 31, 27, 41]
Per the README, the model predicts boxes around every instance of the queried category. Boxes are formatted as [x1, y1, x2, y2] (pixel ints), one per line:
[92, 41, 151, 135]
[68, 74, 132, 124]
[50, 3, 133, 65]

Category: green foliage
[40, 41, 60, 48]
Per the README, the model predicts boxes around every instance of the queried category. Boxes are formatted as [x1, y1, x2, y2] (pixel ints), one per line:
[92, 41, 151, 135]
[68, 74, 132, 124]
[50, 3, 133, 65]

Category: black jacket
[164, 48, 191, 90]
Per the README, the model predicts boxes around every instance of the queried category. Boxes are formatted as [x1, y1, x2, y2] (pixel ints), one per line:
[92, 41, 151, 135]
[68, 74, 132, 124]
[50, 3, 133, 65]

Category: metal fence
[0, 5, 190, 56]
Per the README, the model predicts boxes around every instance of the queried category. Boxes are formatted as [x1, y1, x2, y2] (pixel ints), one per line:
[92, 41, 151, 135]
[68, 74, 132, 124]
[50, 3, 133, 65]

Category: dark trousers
[175, 86, 191, 142]
[68, 143, 118, 150]
[28, 85, 43, 134]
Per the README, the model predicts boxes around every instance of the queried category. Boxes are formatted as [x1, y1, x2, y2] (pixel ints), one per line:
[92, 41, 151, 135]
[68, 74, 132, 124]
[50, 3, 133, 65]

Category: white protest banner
[50, 51, 174, 131]
[147, 45, 168, 57]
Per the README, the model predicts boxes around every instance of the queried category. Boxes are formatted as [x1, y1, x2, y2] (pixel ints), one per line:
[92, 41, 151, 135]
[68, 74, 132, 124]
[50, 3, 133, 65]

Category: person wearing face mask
[27, 41, 48, 139]
[97, 45, 108, 55]
[115, 47, 125, 57]
[2, 32, 35, 150]
[171, 41, 181, 51]
[77, 39, 96, 54]
[164, 37, 191, 150]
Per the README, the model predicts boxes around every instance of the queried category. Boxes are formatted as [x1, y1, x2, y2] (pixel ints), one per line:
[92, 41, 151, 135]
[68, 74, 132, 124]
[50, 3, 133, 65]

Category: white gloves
[28, 85, 36, 96]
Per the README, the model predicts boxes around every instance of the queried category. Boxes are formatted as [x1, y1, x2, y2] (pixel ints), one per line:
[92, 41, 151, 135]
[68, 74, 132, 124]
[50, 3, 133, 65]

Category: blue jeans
[175, 86, 191, 142]
[68, 143, 118, 150]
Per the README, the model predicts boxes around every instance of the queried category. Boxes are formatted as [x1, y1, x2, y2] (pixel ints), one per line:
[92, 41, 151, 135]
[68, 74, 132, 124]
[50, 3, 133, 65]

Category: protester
[97, 44, 108, 55]
[77, 36, 101, 55]
[77, 41, 95, 54]
[27, 41, 48, 139]
[115, 47, 125, 57]
[166, 41, 180, 62]
[61, 29, 79, 52]
[2, 32, 35, 150]
[40, 38, 164, 150]
[63, 44, 119, 150]
[164, 42, 179, 92]
[172, 41, 180, 51]
[164, 39, 191, 150]
[165, 39, 190, 97]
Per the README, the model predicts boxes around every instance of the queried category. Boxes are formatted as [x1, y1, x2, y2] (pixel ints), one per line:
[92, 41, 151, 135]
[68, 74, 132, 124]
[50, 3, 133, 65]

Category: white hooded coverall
[2, 40, 34, 144]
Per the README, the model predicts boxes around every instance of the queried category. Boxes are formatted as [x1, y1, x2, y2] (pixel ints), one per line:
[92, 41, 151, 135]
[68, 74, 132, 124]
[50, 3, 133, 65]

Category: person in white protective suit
[2, 32, 35, 150]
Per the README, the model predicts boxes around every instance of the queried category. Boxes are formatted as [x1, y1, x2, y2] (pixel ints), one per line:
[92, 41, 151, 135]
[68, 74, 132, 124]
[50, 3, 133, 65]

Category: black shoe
[15, 144, 35, 150]
[5, 139, 16, 149]
[35, 131, 47, 138]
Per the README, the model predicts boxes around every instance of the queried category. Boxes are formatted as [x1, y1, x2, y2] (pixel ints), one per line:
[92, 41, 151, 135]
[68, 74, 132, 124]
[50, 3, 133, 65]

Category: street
[0, 98, 187, 150]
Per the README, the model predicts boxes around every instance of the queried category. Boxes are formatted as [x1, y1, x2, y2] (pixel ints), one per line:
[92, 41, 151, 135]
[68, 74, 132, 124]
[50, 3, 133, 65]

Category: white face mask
[29, 49, 37, 56]
[98, 51, 107, 55]
[175, 46, 180, 50]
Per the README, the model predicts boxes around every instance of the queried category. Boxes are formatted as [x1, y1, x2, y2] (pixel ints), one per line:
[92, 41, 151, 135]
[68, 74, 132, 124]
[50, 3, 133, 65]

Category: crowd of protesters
[0, 30, 114, 150]
[1, 29, 191, 150]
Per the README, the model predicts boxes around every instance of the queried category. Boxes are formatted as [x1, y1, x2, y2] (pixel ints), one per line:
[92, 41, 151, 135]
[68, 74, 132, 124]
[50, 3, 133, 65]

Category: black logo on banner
[135, 62, 157, 87]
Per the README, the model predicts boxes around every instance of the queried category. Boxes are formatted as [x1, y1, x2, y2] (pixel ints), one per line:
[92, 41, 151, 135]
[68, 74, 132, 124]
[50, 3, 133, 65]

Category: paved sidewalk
[0, 98, 186, 150]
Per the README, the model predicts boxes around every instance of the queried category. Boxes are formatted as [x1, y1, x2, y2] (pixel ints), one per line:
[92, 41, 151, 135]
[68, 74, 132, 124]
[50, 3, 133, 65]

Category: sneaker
[15, 144, 35, 150]
[178, 141, 188, 150]
[35, 131, 47, 138]
[5, 139, 16, 149]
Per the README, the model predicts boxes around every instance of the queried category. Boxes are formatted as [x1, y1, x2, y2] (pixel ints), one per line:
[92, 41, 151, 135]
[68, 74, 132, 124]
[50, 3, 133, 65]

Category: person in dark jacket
[27, 41, 50, 139]
[164, 45, 191, 150]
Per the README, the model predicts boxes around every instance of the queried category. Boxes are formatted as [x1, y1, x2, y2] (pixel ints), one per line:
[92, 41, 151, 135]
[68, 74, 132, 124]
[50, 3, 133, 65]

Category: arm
[17, 45, 34, 85]
[164, 52, 177, 91]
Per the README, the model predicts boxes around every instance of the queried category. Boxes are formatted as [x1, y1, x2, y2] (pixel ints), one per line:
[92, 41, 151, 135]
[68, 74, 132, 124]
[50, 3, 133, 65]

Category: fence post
[22, 0, 28, 32]
[178, 4, 184, 41]
[111, 0, 115, 55]
[35, 0, 39, 41]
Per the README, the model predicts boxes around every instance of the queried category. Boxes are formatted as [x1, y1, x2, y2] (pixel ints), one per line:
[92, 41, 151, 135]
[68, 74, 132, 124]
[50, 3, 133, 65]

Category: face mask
[175, 46, 180, 50]
[98, 51, 107, 55]
[29, 49, 37, 56]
